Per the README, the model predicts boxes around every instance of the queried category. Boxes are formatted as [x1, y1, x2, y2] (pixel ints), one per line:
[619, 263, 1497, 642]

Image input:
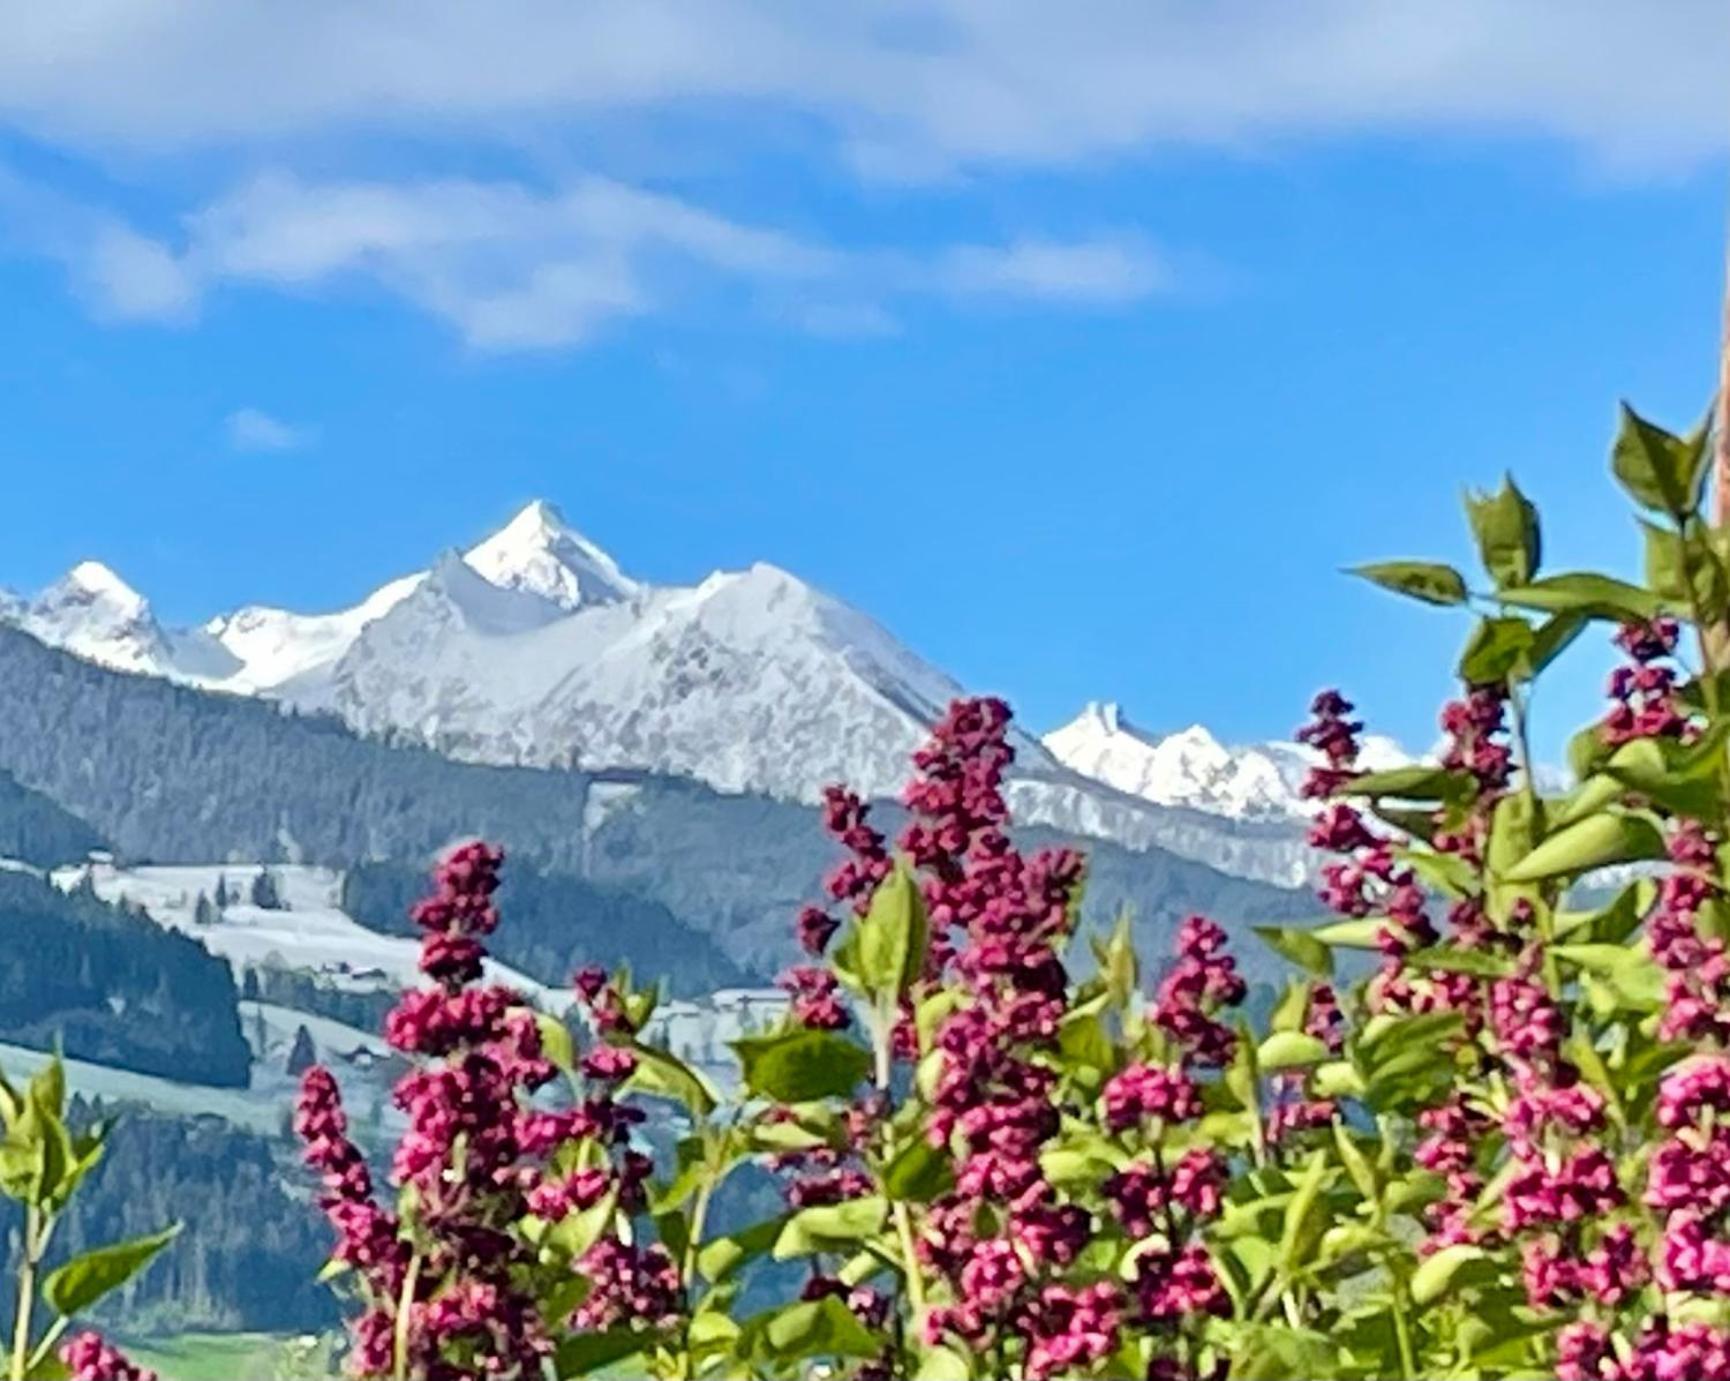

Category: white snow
[0, 500, 1399, 858]
[0, 1040, 285, 1136]
[204, 572, 424, 692]
[47, 862, 564, 1009]
[463, 499, 638, 609]
[1043, 700, 1413, 823]
[10, 561, 175, 676]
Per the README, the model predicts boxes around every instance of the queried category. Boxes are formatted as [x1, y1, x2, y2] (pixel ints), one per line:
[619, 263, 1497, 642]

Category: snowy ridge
[1043, 700, 1411, 824]
[0, 503, 1342, 883]
[0, 502, 1055, 806]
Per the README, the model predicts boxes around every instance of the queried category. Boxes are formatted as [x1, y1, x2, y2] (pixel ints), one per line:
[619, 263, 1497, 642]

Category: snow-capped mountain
[0, 504, 1343, 884]
[305, 543, 1016, 801]
[463, 499, 638, 609]
[0, 503, 1053, 805]
[10, 562, 177, 676]
[1043, 701, 1411, 823]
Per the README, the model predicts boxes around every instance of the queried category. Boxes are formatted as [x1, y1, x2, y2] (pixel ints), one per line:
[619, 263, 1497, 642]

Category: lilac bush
[301, 402, 1730, 1378]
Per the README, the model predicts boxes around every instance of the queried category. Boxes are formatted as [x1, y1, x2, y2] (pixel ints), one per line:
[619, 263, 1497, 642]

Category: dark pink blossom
[60, 1334, 157, 1381]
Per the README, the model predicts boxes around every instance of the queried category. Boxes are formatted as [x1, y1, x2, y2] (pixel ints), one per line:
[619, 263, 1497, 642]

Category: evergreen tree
[214, 874, 230, 907]
[285, 1023, 317, 1076]
[193, 891, 218, 926]
[250, 867, 284, 910]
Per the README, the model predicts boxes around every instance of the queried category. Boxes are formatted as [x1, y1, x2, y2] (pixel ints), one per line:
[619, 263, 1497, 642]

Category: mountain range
[0, 501, 1392, 883]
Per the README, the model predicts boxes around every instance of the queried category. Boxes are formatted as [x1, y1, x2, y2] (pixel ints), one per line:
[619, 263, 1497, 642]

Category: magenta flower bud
[60, 1334, 157, 1381]
[579, 1043, 638, 1083]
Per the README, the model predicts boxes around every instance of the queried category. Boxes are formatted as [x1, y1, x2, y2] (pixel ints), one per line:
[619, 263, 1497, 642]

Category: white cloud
[0, 2, 1719, 172]
[935, 238, 1167, 305]
[225, 407, 313, 453]
[25, 169, 1166, 350]
[0, 4, 1718, 350]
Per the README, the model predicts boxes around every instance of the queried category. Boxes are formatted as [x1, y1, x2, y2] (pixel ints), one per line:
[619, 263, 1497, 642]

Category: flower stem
[393, 1252, 421, 1381]
[1389, 1278, 1418, 1381]
[9, 1205, 37, 1381]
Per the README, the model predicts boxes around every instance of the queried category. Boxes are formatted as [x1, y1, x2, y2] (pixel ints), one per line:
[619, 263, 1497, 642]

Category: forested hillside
[0, 871, 250, 1085]
[0, 769, 103, 867]
[0, 626, 1309, 974]
[1, 1103, 336, 1334]
[341, 861, 757, 992]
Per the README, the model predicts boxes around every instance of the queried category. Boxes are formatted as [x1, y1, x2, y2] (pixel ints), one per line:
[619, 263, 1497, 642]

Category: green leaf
[1644, 519, 1728, 621]
[1602, 723, 1730, 819]
[1403, 947, 1515, 978]
[28, 1057, 64, 1123]
[913, 1345, 974, 1380]
[1410, 1243, 1488, 1305]
[1269, 980, 1310, 1034]
[1254, 926, 1333, 978]
[698, 1215, 786, 1283]
[0, 1067, 20, 1131]
[1313, 1061, 1367, 1099]
[839, 863, 928, 1003]
[0, 1130, 44, 1203]
[624, 1041, 720, 1117]
[1568, 724, 1613, 782]
[1360, 1011, 1464, 1069]
[1057, 1001, 1114, 1076]
[1613, 401, 1709, 517]
[1551, 943, 1666, 1012]
[762, 1296, 881, 1362]
[881, 1138, 953, 1204]
[1351, 561, 1469, 607]
[533, 1012, 575, 1075]
[1486, 790, 1540, 881]
[1278, 1153, 1330, 1272]
[1552, 773, 1625, 828]
[1333, 1122, 1378, 1202]
[1256, 1032, 1330, 1072]
[1554, 881, 1649, 946]
[545, 1190, 618, 1261]
[1459, 616, 1534, 685]
[554, 1329, 653, 1377]
[1310, 918, 1388, 950]
[734, 1028, 871, 1104]
[1091, 912, 1139, 1011]
[1498, 572, 1664, 622]
[1345, 765, 1472, 801]
[1501, 811, 1666, 883]
[1465, 475, 1540, 587]
[1525, 610, 1586, 676]
[44, 1224, 180, 1317]
[772, 1196, 888, 1260]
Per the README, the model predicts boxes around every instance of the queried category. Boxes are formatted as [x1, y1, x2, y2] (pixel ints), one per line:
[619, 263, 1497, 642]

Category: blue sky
[0, 4, 1724, 757]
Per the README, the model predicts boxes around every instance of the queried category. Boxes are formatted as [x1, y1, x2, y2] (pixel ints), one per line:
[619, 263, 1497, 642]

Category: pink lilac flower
[778, 965, 850, 1030]
[1105, 1150, 1224, 1237]
[1019, 1281, 1123, 1381]
[1132, 1243, 1229, 1323]
[299, 841, 656, 1378]
[60, 1334, 157, 1381]
[571, 1236, 683, 1332]
[1554, 1321, 1616, 1381]
[1154, 915, 1246, 1069]
[1625, 1320, 1730, 1381]
[1102, 1063, 1202, 1131]
[1601, 618, 1692, 748]
[795, 905, 840, 956]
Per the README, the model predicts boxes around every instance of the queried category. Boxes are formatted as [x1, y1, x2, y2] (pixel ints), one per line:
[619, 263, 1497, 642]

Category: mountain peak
[59, 561, 148, 612]
[21, 561, 168, 676]
[1045, 700, 1312, 822]
[464, 500, 637, 610]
